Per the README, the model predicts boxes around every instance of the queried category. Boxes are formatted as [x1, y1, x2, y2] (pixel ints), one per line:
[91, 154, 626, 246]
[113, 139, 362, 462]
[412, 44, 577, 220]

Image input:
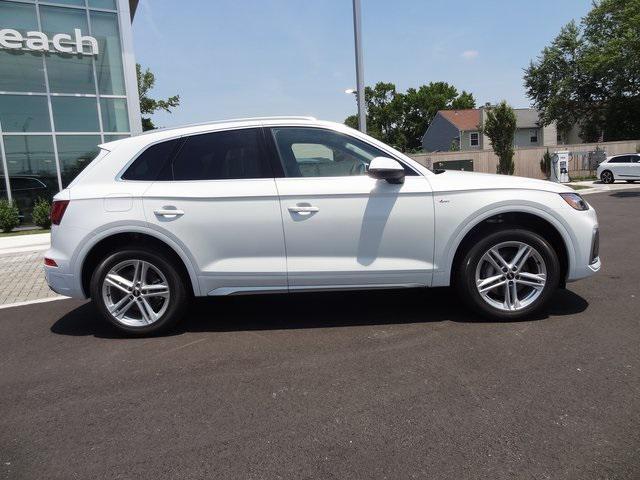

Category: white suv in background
[45, 117, 600, 335]
[597, 153, 640, 183]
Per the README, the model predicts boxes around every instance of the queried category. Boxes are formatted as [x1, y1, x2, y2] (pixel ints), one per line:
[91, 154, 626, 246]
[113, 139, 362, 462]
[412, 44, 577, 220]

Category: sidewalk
[0, 233, 63, 308]
[570, 180, 640, 195]
[0, 232, 50, 255]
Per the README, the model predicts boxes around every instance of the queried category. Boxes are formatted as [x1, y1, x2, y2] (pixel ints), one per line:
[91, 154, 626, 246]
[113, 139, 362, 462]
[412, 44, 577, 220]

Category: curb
[0, 295, 68, 310]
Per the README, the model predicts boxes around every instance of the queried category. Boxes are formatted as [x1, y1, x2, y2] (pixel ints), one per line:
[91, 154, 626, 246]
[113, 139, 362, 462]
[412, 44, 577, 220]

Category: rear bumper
[44, 250, 87, 299]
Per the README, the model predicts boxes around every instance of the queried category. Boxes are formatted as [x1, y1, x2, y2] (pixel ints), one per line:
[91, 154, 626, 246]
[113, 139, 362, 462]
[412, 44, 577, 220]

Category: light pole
[351, 0, 366, 133]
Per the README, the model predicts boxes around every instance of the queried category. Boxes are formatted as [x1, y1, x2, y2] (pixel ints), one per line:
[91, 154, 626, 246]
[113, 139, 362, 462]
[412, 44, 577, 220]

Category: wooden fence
[409, 140, 640, 179]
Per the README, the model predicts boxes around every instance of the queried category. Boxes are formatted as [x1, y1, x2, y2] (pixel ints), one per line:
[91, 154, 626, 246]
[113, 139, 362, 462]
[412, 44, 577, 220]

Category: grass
[571, 175, 597, 182]
[0, 228, 50, 238]
[569, 184, 591, 190]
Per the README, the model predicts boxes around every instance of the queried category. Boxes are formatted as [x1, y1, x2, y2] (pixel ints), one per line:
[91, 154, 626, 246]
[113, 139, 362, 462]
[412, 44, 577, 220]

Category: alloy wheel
[601, 171, 614, 184]
[102, 259, 170, 327]
[474, 241, 547, 312]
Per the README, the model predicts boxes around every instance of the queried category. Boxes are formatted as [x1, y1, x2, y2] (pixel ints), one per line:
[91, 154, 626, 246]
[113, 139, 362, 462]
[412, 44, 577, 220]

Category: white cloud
[461, 50, 479, 60]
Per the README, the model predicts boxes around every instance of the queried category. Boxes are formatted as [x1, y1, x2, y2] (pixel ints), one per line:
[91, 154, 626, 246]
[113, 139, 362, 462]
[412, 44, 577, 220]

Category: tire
[90, 248, 188, 336]
[600, 170, 614, 184]
[454, 228, 560, 321]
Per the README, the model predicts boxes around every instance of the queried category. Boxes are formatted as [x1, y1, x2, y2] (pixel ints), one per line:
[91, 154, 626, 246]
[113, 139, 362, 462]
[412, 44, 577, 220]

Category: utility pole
[352, 0, 366, 133]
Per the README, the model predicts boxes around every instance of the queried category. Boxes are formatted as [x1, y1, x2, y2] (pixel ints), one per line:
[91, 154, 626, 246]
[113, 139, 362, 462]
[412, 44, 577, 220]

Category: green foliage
[32, 198, 51, 229]
[449, 138, 460, 151]
[0, 199, 20, 233]
[482, 101, 517, 175]
[524, 0, 640, 142]
[540, 149, 552, 178]
[137, 64, 180, 131]
[344, 81, 475, 151]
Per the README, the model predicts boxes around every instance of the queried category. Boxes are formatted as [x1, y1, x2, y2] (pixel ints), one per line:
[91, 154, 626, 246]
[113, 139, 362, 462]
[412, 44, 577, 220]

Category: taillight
[44, 257, 58, 267]
[50, 200, 70, 225]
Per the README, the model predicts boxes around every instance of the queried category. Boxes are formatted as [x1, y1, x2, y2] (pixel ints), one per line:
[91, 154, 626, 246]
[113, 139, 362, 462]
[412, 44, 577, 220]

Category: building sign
[0, 28, 99, 55]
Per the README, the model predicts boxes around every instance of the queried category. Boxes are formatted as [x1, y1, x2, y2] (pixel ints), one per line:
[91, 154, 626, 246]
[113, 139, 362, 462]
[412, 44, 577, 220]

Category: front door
[267, 126, 435, 290]
[142, 128, 286, 296]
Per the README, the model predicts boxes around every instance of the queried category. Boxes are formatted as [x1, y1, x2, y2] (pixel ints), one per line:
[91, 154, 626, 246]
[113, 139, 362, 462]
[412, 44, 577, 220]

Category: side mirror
[367, 157, 405, 184]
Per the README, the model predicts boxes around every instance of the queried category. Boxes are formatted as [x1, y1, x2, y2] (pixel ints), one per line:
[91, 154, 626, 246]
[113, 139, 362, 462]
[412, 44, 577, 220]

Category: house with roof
[421, 107, 560, 152]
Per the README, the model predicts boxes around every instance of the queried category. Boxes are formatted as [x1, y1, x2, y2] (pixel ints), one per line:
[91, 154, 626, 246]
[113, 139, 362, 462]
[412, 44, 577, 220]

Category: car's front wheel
[600, 170, 614, 184]
[455, 229, 560, 320]
[90, 248, 188, 336]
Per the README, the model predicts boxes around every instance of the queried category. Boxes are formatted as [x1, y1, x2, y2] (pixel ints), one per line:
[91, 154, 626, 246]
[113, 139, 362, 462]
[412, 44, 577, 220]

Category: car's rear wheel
[600, 170, 614, 184]
[90, 248, 187, 336]
[455, 229, 560, 320]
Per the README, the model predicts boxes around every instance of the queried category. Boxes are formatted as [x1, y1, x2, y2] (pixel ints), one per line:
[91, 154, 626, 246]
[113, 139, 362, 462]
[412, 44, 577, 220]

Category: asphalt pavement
[1, 189, 639, 479]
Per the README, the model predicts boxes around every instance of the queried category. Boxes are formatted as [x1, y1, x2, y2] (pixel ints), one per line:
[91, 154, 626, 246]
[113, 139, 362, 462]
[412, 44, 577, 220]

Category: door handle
[154, 208, 184, 217]
[288, 205, 319, 214]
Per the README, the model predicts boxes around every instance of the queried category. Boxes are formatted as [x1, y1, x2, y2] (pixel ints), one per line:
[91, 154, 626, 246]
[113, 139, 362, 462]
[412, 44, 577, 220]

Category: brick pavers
[0, 251, 61, 306]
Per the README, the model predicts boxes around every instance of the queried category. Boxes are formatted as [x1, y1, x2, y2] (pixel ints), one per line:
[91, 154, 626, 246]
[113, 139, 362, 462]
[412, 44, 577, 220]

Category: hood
[427, 170, 573, 194]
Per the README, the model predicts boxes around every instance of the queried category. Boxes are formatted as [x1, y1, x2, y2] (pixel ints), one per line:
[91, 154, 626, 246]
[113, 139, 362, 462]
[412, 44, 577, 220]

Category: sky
[132, 0, 592, 128]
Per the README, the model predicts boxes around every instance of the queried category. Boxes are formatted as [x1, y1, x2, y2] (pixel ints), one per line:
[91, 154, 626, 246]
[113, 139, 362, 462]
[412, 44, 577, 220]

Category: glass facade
[0, 0, 140, 223]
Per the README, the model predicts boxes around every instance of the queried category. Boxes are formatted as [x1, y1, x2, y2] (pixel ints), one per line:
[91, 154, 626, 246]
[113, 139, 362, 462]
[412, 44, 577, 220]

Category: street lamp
[351, 0, 366, 133]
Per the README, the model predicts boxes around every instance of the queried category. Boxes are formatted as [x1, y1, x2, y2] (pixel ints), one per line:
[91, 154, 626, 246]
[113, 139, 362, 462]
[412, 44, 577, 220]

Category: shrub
[32, 198, 52, 229]
[0, 199, 20, 233]
[540, 149, 552, 178]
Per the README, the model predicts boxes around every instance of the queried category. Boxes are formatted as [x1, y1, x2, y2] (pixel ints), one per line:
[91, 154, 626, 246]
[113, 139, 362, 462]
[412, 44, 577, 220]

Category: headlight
[560, 192, 589, 211]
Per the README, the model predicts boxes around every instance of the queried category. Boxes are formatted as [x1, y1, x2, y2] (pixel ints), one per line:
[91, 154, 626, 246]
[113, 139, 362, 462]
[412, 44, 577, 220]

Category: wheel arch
[442, 206, 575, 287]
[75, 224, 200, 298]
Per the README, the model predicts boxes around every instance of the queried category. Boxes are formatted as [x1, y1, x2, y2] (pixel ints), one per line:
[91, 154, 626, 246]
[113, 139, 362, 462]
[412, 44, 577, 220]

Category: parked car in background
[44, 117, 600, 336]
[0, 175, 49, 222]
[597, 154, 640, 184]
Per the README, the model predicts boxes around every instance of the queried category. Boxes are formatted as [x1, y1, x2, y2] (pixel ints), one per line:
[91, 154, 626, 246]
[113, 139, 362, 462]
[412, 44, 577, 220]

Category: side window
[470, 132, 479, 147]
[610, 156, 631, 164]
[172, 128, 271, 181]
[122, 139, 179, 181]
[270, 127, 416, 178]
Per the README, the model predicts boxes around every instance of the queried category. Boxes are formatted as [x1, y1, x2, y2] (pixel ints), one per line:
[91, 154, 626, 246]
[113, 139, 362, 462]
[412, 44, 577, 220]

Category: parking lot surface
[1, 189, 639, 479]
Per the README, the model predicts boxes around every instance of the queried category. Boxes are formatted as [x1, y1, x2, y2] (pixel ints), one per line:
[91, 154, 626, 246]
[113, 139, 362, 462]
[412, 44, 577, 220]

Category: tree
[345, 81, 475, 151]
[524, 0, 640, 142]
[482, 101, 517, 175]
[137, 64, 180, 131]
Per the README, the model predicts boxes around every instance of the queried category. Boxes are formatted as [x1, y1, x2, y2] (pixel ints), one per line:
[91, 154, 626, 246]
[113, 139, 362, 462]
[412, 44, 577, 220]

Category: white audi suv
[45, 117, 600, 335]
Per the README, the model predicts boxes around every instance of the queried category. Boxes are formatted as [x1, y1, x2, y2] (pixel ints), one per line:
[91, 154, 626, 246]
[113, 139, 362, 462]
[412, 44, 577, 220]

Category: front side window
[470, 132, 479, 147]
[172, 128, 271, 181]
[530, 129, 538, 143]
[270, 127, 415, 178]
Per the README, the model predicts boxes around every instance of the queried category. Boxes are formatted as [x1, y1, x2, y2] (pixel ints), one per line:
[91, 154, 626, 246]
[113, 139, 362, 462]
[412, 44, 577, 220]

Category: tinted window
[122, 139, 179, 181]
[172, 129, 271, 181]
[610, 156, 631, 163]
[271, 127, 416, 178]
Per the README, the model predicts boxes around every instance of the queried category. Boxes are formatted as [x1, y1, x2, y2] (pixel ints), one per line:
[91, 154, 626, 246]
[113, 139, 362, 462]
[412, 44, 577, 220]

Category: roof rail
[139, 116, 317, 135]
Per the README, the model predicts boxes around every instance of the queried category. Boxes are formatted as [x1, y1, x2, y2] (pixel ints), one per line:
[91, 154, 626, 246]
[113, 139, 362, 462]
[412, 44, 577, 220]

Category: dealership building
[0, 0, 141, 222]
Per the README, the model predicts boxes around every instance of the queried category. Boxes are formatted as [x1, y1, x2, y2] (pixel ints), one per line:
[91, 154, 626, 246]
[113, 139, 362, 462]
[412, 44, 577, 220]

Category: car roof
[99, 116, 322, 150]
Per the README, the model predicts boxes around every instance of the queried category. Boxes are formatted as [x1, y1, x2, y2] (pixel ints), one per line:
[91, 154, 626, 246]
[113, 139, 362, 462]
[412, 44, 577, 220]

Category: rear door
[629, 155, 640, 178]
[267, 126, 435, 290]
[611, 155, 633, 179]
[138, 128, 287, 296]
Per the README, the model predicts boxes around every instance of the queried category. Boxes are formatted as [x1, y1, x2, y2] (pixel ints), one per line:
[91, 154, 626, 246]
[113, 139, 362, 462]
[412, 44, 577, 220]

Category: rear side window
[172, 128, 271, 181]
[122, 139, 179, 181]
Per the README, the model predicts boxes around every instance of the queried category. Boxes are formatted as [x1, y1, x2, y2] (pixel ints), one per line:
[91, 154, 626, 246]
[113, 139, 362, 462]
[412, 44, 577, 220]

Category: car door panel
[143, 179, 287, 295]
[275, 175, 435, 288]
